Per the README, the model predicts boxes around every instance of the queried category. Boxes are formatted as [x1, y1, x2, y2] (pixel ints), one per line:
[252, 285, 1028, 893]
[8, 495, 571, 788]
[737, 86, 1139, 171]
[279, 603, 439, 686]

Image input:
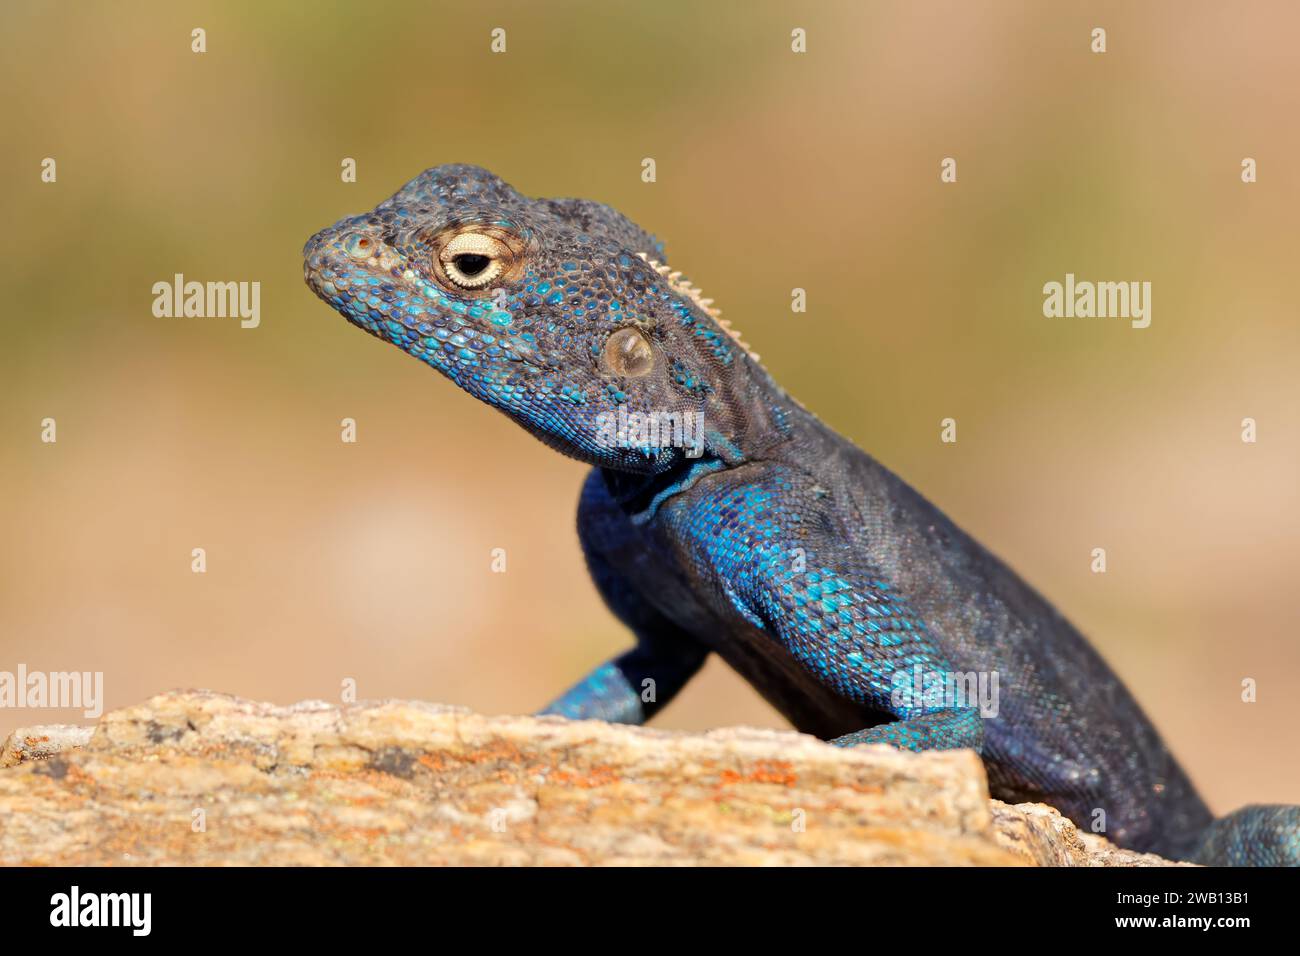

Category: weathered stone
[1, 724, 95, 768]
[0, 691, 1183, 866]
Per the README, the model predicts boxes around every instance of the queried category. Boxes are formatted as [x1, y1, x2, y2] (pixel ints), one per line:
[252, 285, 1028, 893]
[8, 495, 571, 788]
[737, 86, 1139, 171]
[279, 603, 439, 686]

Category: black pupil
[453, 254, 490, 276]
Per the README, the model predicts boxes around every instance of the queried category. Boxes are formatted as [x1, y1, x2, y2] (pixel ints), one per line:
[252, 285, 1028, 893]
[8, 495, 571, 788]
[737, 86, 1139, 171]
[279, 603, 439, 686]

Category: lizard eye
[603, 327, 655, 377]
[438, 232, 509, 290]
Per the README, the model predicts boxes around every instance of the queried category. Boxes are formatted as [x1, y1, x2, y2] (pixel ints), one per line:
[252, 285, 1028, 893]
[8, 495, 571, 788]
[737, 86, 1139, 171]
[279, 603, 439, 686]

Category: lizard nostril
[344, 234, 374, 259]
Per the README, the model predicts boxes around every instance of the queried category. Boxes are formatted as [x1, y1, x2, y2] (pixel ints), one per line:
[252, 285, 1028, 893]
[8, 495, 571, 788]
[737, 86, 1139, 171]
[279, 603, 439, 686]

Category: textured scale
[305, 164, 1298, 866]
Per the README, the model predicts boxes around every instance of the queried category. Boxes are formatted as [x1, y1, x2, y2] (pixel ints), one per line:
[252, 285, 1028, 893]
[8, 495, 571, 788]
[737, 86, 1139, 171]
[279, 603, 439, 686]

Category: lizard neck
[600, 356, 797, 523]
[600, 456, 727, 525]
[712, 355, 800, 464]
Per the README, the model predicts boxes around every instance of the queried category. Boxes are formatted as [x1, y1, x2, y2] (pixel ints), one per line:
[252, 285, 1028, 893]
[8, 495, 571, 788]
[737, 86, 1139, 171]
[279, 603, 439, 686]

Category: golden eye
[604, 327, 654, 377]
[438, 232, 509, 289]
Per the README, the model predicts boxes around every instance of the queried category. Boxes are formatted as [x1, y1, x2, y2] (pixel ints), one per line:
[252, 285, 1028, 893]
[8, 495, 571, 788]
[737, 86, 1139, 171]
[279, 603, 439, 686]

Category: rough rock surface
[0, 691, 1185, 866]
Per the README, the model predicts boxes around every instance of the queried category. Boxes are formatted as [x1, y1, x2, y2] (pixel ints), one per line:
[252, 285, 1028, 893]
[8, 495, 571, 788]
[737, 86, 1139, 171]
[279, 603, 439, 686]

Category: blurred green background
[2, 1, 1297, 813]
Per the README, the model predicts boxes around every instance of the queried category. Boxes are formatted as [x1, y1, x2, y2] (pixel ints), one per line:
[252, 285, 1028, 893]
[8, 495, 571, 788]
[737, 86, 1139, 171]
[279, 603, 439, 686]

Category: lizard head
[303, 164, 773, 474]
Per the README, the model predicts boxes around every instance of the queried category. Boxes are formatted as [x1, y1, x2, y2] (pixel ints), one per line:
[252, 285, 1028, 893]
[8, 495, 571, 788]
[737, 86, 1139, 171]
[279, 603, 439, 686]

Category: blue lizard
[304, 164, 1298, 866]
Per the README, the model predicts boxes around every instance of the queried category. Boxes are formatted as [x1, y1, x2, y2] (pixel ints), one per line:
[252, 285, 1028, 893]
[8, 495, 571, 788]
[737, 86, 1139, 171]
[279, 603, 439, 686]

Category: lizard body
[304, 164, 1297, 865]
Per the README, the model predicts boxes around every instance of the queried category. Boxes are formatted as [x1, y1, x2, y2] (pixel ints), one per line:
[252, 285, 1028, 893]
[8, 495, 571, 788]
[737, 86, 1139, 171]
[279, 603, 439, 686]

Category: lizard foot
[1192, 804, 1300, 866]
[829, 708, 984, 754]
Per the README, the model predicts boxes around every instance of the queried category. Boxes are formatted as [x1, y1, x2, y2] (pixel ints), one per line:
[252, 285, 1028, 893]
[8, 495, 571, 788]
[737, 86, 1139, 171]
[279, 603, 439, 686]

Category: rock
[989, 799, 1190, 866]
[1, 724, 95, 768]
[0, 691, 1184, 866]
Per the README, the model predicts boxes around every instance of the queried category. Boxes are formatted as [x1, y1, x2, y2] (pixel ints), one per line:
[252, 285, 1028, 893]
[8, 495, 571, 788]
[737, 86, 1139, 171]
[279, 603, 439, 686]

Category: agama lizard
[304, 164, 1297, 865]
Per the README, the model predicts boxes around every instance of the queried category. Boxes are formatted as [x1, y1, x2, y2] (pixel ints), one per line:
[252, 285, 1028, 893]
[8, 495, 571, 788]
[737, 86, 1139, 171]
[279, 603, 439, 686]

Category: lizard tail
[1190, 805, 1300, 866]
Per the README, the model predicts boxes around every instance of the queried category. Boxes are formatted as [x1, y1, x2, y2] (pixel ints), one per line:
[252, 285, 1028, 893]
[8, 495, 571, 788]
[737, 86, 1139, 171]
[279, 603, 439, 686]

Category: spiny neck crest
[636, 252, 759, 362]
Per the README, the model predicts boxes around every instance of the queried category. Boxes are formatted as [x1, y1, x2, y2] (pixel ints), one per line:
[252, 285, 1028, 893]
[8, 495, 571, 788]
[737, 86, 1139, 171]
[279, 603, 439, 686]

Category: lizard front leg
[539, 470, 709, 725]
[538, 636, 707, 725]
[682, 468, 984, 753]
[753, 556, 985, 753]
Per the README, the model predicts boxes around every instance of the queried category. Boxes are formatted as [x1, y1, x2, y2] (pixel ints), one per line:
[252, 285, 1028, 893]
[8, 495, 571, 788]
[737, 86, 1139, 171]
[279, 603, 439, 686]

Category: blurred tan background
[2, 1, 1297, 813]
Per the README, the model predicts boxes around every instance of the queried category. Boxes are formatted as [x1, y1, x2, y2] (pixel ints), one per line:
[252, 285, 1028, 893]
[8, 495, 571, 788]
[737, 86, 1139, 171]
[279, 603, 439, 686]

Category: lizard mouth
[301, 226, 352, 305]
